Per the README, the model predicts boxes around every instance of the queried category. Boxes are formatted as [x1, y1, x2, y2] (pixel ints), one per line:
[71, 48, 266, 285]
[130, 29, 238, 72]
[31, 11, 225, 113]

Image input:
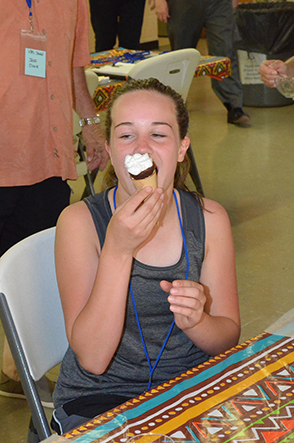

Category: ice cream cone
[131, 169, 157, 192]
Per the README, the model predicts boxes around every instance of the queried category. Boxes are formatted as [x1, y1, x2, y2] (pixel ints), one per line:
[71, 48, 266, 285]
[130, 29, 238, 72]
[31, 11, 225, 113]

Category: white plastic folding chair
[129, 48, 200, 102]
[0, 227, 68, 442]
[73, 69, 100, 198]
[128, 48, 204, 196]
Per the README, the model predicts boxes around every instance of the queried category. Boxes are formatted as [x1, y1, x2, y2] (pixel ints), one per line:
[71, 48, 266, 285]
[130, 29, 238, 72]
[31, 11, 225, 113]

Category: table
[89, 49, 232, 112]
[59, 330, 294, 443]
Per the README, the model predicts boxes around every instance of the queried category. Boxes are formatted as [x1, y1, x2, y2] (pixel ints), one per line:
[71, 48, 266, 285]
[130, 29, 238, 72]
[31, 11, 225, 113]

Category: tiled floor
[1, 37, 294, 442]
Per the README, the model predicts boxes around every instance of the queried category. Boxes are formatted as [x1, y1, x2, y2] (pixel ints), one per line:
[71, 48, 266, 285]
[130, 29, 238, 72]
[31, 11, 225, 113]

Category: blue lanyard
[113, 186, 189, 391]
[25, 0, 33, 30]
[26, 0, 32, 16]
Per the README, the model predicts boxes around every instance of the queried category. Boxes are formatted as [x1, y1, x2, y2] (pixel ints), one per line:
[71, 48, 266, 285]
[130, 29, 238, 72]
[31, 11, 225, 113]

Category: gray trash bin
[235, 1, 294, 107]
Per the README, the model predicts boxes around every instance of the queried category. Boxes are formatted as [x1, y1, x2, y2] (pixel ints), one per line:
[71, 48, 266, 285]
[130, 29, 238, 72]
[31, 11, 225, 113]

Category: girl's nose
[134, 136, 151, 154]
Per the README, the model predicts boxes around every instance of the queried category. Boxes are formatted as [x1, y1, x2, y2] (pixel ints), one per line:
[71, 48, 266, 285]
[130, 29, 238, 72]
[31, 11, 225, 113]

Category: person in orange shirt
[0, 0, 108, 407]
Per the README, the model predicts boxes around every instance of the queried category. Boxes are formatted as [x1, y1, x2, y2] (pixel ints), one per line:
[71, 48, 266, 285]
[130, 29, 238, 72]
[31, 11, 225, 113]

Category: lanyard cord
[113, 186, 189, 390]
[25, 0, 33, 30]
[26, 0, 32, 15]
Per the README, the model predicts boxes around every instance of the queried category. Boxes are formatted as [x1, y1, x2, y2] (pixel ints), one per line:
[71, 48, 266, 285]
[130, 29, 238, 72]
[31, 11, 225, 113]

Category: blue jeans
[51, 393, 131, 434]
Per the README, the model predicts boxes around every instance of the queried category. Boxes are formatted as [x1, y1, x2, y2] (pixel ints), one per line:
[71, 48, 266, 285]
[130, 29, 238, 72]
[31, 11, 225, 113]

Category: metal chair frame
[0, 228, 68, 442]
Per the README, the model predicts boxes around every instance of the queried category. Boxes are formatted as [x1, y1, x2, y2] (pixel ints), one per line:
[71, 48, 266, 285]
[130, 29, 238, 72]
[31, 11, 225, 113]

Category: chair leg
[77, 142, 96, 198]
[187, 145, 205, 197]
[0, 294, 51, 442]
[28, 417, 41, 443]
[81, 168, 99, 200]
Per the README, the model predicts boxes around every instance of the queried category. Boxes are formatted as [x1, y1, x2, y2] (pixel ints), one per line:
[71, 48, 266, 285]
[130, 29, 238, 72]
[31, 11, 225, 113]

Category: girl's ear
[105, 140, 110, 154]
[105, 141, 112, 163]
[177, 136, 190, 162]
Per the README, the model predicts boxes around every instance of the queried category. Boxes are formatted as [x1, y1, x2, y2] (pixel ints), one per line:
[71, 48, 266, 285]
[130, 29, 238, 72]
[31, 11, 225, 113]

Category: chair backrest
[128, 48, 201, 101]
[0, 227, 68, 381]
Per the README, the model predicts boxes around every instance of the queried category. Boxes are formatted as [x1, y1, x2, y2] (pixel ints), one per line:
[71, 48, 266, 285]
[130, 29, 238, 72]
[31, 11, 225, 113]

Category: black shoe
[227, 107, 250, 126]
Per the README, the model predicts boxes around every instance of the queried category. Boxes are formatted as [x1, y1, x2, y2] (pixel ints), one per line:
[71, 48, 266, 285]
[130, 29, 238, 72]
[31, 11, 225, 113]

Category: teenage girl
[52, 78, 240, 433]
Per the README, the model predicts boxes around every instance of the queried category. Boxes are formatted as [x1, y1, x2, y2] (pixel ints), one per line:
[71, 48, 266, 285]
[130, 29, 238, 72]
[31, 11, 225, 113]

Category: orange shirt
[0, 0, 91, 186]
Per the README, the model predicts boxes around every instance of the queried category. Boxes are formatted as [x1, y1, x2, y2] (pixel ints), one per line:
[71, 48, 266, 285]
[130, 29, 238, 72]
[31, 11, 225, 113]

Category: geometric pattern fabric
[64, 332, 294, 443]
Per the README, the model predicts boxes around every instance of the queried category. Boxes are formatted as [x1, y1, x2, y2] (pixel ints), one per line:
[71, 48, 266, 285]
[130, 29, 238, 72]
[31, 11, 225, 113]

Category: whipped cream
[124, 153, 153, 176]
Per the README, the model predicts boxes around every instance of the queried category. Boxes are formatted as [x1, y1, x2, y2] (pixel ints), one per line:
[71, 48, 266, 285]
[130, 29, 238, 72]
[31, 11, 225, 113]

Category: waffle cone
[131, 169, 157, 192]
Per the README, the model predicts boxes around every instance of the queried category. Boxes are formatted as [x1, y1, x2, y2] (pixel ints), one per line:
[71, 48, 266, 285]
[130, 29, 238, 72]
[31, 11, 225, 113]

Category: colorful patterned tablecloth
[60, 332, 294, 443]
[89, 49, 231, 112]
[92, 79, 124, 113]
[196, 55, 231, 80]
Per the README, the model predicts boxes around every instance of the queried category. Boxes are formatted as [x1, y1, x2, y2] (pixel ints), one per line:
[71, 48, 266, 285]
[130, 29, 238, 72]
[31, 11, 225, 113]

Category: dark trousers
[89, 0, 146, 52]
[167, 0, 243, 108]
[0, 177, 70, 256]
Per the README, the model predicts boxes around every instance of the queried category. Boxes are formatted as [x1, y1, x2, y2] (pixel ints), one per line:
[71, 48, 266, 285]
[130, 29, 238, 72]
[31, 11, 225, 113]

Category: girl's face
[105, 90, 190, 195]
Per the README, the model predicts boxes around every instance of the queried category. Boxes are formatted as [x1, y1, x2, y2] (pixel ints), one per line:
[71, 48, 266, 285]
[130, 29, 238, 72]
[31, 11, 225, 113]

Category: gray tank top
[54, 188, 209, 408]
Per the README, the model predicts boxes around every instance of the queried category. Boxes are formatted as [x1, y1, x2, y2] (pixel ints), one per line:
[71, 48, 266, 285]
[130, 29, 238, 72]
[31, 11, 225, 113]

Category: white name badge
[25, 48, 46, 78]
[20, 29, 47, 78]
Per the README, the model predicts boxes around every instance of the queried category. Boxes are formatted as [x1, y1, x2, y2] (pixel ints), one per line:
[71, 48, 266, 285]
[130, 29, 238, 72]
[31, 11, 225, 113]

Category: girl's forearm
[69, 243, 133, 374]
[184, 313, 240, 356]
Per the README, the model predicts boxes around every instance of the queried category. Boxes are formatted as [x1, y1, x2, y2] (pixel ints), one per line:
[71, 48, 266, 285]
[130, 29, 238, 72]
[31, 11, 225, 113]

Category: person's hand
[160, 279, 206, 330]
[82, 124, 109, 171]
[149, 0, 170, 23]
[106, 187, 164, 257]
[259, 60, 288, 88]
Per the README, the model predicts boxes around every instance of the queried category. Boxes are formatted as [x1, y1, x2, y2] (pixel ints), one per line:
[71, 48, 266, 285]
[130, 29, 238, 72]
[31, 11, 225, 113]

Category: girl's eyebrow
[152, 122, 172, 129]
[114, 122, 172, 129]
[114, 122, 133, 129]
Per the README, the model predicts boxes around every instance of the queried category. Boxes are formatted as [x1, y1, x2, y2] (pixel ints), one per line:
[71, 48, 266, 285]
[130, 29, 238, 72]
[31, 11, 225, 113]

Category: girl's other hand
[160, 279, 206, 330]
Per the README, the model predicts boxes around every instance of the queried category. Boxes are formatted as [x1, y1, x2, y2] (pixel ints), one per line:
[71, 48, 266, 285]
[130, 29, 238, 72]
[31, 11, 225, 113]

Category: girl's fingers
[116, 187, 163, 216]
[131, 188, 164, 226]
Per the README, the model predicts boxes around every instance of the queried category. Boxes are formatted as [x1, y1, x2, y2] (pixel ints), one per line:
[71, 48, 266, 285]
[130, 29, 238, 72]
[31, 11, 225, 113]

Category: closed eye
[152, 133, 167, 138]
[119, 134, 134, 139]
